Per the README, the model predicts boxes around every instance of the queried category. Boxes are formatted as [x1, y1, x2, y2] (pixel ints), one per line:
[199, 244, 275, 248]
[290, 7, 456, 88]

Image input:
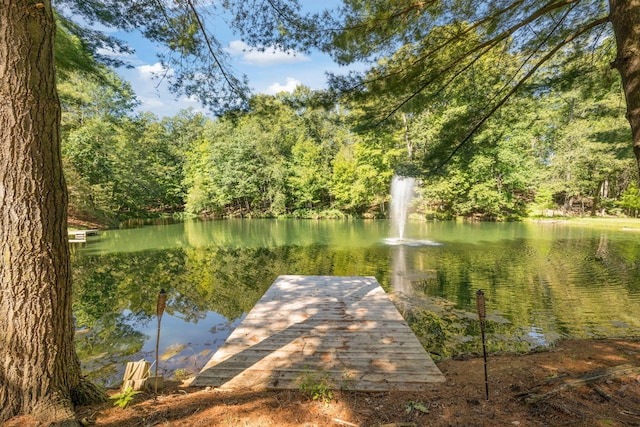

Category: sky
[104, 1, 352, 118]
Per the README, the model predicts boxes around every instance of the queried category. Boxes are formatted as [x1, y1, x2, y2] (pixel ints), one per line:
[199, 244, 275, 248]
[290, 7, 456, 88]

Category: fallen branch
[521, 364, 640, 404]
[333, 418, 359, 427]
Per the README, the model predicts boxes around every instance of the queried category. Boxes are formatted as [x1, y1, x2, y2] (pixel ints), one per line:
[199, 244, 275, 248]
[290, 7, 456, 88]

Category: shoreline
[7, 337, 640, 426]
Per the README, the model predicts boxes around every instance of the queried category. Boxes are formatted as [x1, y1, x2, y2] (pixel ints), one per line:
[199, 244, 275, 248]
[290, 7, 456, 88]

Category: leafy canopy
[54, 0, 250, 114]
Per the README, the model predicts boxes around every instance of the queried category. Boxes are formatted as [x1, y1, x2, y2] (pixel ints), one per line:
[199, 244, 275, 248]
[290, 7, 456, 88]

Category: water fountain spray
[155, 289, 167, 396]
[476, 289, 489, 400]
[389, 175, 416, 241]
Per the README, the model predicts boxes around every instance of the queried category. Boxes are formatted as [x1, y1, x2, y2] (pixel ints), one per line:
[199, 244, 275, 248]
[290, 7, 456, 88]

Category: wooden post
[476, 289, 489, 400]
[155, 289, 167, 395]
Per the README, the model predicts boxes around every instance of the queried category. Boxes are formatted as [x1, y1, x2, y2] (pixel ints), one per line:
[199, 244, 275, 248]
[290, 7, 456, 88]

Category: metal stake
[476, 289, 489, 400]
[155, 289, 167, 396]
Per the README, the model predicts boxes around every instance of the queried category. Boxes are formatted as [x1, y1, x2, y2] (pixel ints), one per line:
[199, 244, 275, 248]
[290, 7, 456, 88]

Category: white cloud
[96, 46, 143, 66]
[226, 40, 311, 66]
[115, 62, 207, 118]
[137, 62, 173, 79]
[265, 77, 302, 95]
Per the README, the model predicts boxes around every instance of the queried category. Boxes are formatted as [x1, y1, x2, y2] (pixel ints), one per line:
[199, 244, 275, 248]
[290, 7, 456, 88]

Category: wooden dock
[192, 275, 445, 391]
[68, 229, 99, 243]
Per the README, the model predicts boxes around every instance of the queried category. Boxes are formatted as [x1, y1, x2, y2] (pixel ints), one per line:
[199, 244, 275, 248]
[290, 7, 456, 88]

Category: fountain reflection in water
[386, 176, 441, 295]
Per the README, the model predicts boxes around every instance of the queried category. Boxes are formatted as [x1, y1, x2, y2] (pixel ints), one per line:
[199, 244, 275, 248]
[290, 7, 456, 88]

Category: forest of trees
[61, 33, 637, 224]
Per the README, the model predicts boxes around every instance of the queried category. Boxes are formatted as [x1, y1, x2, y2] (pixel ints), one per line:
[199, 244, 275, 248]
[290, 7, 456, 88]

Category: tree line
[60, 35, 637, 224]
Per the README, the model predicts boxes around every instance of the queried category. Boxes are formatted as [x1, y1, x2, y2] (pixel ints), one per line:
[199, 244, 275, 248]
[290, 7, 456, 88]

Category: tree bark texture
[609, 0, 640, 172]
[0, 1, 105, 423]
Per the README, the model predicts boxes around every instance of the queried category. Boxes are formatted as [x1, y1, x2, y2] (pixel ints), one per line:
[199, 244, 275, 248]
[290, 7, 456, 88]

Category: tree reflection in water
[71, 221, 640, 386]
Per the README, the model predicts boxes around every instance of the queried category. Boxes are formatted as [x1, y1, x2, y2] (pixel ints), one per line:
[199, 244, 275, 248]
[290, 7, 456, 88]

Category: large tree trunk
[609, 0, 640, 173]
[0, 1, 105, 423]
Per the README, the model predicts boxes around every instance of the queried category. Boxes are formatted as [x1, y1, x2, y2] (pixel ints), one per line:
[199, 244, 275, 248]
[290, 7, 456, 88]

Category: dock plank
[192, 275, 445, 391]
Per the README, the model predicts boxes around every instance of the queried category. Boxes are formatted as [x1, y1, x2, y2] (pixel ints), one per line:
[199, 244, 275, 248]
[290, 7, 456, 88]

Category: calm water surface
[72, 219, 640, 386]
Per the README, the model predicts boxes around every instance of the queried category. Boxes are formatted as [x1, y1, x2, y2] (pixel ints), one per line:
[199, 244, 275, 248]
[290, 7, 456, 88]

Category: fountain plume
[390, 176, 416, 240]
[385, 176, 441, 247]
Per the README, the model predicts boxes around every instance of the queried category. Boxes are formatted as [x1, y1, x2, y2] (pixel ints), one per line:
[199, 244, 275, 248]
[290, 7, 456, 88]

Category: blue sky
[103, 1, 352, 118]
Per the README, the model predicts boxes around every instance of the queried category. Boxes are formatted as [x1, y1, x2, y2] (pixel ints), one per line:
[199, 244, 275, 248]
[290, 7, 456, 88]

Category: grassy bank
[529, 216, 640, 230]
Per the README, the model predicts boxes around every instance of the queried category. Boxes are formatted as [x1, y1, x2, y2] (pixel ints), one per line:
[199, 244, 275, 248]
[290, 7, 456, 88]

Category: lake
[72, 218, 640, 387]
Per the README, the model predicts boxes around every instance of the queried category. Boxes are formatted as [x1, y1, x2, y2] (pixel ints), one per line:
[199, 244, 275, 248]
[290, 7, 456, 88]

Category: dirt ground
[6, 338, 640, 427]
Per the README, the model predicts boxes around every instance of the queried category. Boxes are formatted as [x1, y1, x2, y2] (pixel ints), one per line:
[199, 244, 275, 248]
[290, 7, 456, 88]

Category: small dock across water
[68, 229, 99, 243]
[193, 275, 445, 391]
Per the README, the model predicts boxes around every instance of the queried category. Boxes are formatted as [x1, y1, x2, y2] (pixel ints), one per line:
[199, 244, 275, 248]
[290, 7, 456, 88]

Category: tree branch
[185, 0, 245, 99]
[434, 15, 610, 172]
[375, 0, 575, 124]
[346, 0, 581, 93]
